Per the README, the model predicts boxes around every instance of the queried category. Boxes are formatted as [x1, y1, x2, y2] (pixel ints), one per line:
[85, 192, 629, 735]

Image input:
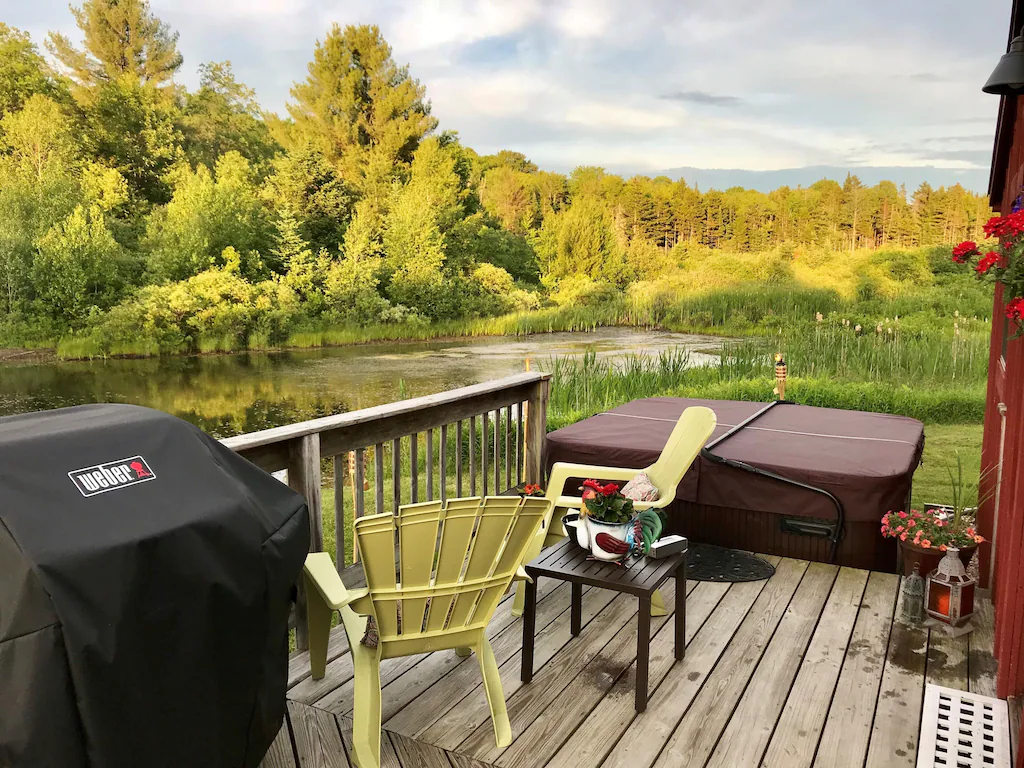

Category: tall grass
[546, 344, 987, 428]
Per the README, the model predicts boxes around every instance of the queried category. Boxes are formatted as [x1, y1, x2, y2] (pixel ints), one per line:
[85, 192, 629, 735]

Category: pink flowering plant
[880, 508, 984, 552]
[881, 453, 987, 552]
[953, 208, 1024, 335]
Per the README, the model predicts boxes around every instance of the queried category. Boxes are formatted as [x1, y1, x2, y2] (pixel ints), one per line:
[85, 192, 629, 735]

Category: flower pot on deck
[899, 540, 975, 577]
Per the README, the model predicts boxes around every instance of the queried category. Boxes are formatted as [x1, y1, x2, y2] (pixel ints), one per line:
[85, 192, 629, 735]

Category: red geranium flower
[952, 241, 979, 263]
[1007, 297, 1024, 321]
[976, 251, 1001, 274]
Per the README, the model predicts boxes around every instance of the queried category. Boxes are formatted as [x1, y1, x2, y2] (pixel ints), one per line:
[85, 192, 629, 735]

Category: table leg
[675, 560, 686, 661]
[636, 594, 651, 712]
[571, 582, 582, 636]
[521, 576, 537, 683]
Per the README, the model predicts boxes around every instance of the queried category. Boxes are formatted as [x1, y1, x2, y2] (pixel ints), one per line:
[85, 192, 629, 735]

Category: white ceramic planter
[584, 518, 633, 561]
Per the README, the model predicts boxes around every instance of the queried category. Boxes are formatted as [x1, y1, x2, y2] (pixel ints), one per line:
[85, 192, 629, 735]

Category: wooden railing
[221, 372, 550, 649]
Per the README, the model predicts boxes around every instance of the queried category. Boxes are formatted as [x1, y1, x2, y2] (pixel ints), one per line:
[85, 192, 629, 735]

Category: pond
[0, 329, 722, 438]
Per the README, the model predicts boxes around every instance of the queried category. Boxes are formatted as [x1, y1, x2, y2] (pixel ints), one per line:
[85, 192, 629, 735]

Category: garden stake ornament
[773, 353, 787, 401]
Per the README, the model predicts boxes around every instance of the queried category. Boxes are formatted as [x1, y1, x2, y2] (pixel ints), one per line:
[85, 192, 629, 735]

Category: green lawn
[911, 423, 984, 511]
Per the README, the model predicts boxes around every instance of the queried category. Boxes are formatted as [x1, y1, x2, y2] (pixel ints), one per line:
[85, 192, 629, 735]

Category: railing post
[524, 377, 549, 487]
[288, 433, 322, 651]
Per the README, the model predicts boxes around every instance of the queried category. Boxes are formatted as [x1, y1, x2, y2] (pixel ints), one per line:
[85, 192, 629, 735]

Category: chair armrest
[513, 565, 533, 583]
[545, 462, 640, 500]
[303, 552, 370, 611]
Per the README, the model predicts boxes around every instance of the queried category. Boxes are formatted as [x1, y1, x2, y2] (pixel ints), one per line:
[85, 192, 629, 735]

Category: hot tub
[545, 398, 925, 572]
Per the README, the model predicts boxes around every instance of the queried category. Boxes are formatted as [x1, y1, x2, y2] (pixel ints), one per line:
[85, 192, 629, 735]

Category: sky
[3, 0, 1012, 177]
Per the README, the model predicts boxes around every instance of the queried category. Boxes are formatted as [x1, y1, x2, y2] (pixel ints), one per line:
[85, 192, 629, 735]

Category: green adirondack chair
[303, 495, 551, 768]
[512, 405, 718, 617]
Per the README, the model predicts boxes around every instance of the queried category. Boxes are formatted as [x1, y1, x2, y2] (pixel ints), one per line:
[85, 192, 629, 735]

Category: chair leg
[512, 530, 546, 617]
[350, 644, 383, 768]
[651, 588, 667, 617]
[305, 575, 333, 680]
[477, 636, 512, 749]
[455, 646, 473, 657]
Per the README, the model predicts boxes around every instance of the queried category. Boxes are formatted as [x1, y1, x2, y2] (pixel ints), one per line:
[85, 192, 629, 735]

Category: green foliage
[146, 152, 272, 280]
[538, 196, 628, 284]
[46, 0, 182, 90]
[0, 24, 70, 116]
[288, 24, 437, 196]
[323, 253, 392, 325]
[83, 77, 182, 202]
[180, 61, 279, 171]
[0, 95, 80, 181]
[33, 204, 123, 324]
[263, 144, 355, 252]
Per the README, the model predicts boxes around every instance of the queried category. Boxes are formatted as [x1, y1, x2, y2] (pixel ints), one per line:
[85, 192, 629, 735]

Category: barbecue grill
[0, 404, 309, 768]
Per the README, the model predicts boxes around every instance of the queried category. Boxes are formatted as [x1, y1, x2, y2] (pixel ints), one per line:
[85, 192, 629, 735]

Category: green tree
[480, 165, 536, 233]
[538, 196, 627, 283]
[83, 76, 182, 202]
[147, 151, 272, 281]
[180, 61, 279, 171]
[33, 204, 122, 324]
[288, 24, 437, 196]
[0, 94, 81, 181]
[263, 143, 355, 253]
[0, 24, 70, 116]
[46, 0, 182, 92]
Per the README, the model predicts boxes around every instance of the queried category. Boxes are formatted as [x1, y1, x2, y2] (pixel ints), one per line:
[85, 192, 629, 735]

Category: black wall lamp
[984, 28, 1024, 94]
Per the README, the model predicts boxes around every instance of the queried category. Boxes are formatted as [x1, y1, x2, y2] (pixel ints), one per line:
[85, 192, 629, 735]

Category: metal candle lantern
[773, 354, 787, 401]
[926, 547, 977, 631]
[901, 563, 925, 624]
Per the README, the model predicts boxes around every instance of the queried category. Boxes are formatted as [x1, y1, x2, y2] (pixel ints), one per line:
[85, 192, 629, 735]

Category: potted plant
[580, 479, 636, 561]
[881, 455, 986, 576]
[953, 208, 1024, 336]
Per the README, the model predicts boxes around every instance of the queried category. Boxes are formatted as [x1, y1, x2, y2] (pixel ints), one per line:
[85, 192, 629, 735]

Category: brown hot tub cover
[545, 398, 925, 525]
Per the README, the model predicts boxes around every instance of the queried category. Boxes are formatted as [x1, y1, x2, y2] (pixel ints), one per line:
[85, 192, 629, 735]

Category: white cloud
[11, 0, 1010, 175]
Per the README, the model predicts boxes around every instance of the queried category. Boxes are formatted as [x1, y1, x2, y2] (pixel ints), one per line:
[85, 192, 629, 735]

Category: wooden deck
[265, 554, 998, 768]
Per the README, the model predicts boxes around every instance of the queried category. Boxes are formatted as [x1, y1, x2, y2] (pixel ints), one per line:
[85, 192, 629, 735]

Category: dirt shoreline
[0, 348, 57, 365]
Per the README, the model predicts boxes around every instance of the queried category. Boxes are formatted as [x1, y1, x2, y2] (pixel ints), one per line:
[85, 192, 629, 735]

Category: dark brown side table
[520, 536, 688, 713]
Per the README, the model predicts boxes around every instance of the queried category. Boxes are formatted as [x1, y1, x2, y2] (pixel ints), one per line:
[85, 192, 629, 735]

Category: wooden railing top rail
[221, 371, 550, 473]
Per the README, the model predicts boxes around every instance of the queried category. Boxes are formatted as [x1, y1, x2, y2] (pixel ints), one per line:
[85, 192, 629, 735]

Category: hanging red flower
[1007, 297, 1024, 321]
[952, 241, 979, 263]
[975, 251, 1001, 274]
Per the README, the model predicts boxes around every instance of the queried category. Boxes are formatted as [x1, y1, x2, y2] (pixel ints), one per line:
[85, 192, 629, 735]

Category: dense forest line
[0, 1, 993, 356]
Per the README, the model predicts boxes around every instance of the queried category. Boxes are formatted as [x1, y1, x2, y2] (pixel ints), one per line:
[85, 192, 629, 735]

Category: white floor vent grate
[917, 684, 1011, 768]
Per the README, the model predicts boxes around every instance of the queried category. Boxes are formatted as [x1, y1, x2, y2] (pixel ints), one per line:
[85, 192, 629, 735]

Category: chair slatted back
[644, 406, 718, 497]
[354, 496, 549, 643]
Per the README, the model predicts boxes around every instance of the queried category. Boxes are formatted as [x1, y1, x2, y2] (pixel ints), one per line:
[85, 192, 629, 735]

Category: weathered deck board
[496, 580, 726, 768]
[804, 571, 900, 768]
[680, 561, 837, 768]
[457, 590, 646, 761]
[288, 701, 349, 768]
[970, 595, 998, 698]
[603, 557, 808, 768]
[716, 564, 863, 768]
[926, 627, 969, 691]
[414, 586, 620, 748]
[864, 578, 929, 768]
[382, 582, 578, 731]
[281, 553, 983, 768]
[543, 576, 745, 768]
[470, 578, 681, 765]
[261, 720, 298, 768]
[388, 731, 454, 768]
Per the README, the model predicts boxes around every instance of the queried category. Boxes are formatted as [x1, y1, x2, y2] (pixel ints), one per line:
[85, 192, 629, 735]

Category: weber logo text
[69, 456, 156, 497]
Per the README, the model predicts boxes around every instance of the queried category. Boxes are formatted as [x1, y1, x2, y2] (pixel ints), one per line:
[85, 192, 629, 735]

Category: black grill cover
[0, 404, 309, 768]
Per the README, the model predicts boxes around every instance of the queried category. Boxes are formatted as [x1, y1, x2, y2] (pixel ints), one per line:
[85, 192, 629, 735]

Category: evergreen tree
[288, 24, 437, 196]
[46, 0, 182, 92]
